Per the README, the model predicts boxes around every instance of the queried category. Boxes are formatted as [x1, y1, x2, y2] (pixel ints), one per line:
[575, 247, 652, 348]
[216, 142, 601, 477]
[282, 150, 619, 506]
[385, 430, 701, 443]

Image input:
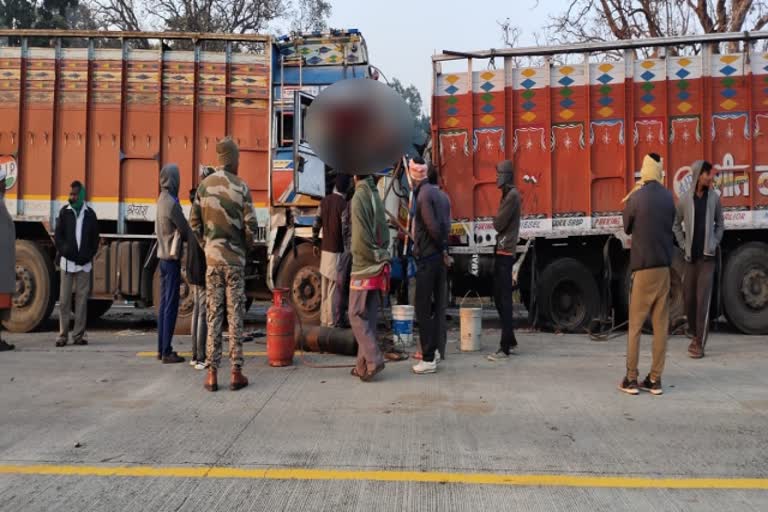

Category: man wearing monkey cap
[488, 160, 521, 362]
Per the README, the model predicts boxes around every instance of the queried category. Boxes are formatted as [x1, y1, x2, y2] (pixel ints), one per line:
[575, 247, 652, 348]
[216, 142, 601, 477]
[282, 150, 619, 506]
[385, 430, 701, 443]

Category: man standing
[488, 160, 521, 362]
[187, 181, 208, 370]
[430, 167, 453, 361]
[673, 161, 724, 359]
[54, 181, 99, 348]
[190, 137, 259, 392]
[313, 174, 350, 327]
[349, 174, 390, 382]
[410, 158, 451, 375]
[620, 153, 676, 396]
[155, 164, 189, 364]
[0, 168, 15, 351]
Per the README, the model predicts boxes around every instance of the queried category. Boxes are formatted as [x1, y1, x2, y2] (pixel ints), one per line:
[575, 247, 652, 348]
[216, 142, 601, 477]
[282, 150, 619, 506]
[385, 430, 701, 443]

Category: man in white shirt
[54, 181, 99, 347]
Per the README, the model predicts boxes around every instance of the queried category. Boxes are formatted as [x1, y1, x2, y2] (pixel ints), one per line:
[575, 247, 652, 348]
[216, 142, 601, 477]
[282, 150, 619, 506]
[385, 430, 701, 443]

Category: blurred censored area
[305, 79, 415, 175]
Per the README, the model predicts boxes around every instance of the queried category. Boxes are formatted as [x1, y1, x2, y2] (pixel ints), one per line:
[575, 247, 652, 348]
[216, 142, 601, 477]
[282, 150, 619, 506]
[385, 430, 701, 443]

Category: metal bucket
[459, 292, 483, 352]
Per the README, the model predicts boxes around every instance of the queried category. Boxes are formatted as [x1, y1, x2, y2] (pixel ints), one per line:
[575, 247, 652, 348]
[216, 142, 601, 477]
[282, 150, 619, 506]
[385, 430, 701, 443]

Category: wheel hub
[292, 267, 321, 313]
[741, 268, 768, 310]
[552, 282, 586, 329]
[14, 264, 33, 308]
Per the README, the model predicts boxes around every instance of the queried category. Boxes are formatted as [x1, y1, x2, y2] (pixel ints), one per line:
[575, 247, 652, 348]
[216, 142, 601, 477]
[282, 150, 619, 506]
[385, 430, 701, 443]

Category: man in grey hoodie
[488, 160, 521, 362]
[673, 160, 724, 359]
[155, 164, 190, 364]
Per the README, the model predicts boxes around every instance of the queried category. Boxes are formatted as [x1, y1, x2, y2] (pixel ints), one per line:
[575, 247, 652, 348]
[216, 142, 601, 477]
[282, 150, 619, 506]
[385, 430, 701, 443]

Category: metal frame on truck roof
[0, 29, 270, 43]
[434, 30, 768, 61]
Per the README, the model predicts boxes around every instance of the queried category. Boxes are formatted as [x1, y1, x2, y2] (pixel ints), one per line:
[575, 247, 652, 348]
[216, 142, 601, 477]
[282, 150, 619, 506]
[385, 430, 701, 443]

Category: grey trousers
[58, 270, 90, 344]
[684, 258, 716, 343]
[349, 288, 384, 375]
[191, 284, 208, 362]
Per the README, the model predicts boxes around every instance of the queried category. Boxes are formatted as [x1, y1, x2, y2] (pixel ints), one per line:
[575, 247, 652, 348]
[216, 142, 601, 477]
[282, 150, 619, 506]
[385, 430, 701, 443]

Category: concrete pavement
[0, 314, 767, 511]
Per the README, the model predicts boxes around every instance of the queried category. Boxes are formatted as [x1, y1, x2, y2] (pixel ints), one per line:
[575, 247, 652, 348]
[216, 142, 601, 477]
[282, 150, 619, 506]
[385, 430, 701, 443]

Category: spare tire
[722, 242, 768, 334]
[536, 257, 600, 333]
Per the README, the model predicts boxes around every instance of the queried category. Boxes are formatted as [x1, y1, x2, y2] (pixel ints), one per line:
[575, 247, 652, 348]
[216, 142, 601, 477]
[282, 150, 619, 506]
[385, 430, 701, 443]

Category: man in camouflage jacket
[190, 137, 259, 392]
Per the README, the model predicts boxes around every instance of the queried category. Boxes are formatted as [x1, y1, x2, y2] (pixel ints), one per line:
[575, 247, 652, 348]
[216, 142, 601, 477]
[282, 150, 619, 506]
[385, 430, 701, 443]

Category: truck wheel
[275, 243, 321, 326]
[3, 241, 56, 333]
[536, 258, 599, 333]
[153, 266, 193, 335]
[722, 242, 768, 334]
[87, 300, 114, 321]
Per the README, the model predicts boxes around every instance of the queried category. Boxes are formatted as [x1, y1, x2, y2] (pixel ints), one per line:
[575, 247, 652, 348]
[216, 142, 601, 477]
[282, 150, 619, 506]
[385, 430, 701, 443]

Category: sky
[327, 0, 562, 111]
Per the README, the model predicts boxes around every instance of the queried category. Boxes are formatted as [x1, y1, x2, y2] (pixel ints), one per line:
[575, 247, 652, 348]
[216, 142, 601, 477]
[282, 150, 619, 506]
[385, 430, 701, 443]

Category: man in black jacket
[488, 160, 522, 362]
[620, 153, 676, 396]
[187, 185, 208, 370]
[54, 181, 99, 347]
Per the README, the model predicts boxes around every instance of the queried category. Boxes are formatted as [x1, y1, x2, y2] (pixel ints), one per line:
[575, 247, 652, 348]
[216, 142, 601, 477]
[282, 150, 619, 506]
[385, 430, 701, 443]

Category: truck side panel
[1, 46, 270, 229]
[434, 50, 768, 245]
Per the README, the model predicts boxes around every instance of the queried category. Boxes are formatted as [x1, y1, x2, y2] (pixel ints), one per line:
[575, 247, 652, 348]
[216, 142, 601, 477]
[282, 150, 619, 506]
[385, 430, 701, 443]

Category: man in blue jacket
[673, 161, 724, 359]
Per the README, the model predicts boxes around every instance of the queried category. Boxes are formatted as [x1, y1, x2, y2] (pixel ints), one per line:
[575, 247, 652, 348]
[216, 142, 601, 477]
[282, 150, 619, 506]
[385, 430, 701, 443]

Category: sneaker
[435, 350, 442, 364]
[639, 375, 663, 395]
[194, 362, 208, 371]
[412, 359, 438, 374]
[486, 350, 509, 362]
[618, 377, 639, 395]
[162, 352, 185, 364]
[190, 360, 198, 367]
[0, 340, 14, 351]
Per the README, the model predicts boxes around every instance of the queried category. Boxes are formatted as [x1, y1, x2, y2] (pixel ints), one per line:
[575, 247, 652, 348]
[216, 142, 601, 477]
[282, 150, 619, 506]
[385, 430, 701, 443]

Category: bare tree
[290, 0, 331, 33]
[544, 0, 768, 53]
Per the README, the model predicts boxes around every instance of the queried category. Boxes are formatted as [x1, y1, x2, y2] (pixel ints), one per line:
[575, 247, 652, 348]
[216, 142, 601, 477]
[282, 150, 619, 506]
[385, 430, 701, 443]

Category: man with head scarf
[619, 153, 676, 396]
[313, 173, 350, 327]
[155, 164, 190, 364]
[0, 167, 15, 351]
[487, 160, 522, 362]
[409, 158, 451, 375]
[673, 160, 724, 359]
[348, 173, 390, 382]
[54, 180, 99, 348]
[190, 137, 259, 392]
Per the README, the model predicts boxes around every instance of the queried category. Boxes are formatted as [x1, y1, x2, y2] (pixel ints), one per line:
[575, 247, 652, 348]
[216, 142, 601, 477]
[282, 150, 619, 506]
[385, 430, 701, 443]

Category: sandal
[350, 368, 362, 378]
[384, 351, 409, 362]
[360, 363, 385, 382]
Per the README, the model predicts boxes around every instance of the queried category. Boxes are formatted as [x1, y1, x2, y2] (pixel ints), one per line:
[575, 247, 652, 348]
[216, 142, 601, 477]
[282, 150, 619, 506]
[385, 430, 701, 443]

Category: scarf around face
[69, 186, 86, 215]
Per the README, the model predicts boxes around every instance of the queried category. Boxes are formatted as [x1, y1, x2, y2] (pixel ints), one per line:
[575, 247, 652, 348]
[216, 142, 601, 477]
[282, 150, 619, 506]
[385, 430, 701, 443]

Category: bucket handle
[459, 290, 483, 308]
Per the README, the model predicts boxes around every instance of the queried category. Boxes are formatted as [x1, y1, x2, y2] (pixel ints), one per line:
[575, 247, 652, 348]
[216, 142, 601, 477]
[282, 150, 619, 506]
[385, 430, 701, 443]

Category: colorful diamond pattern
[677, 102, 692, 113]
[521, 78, 536, 89]
[521, 111, 536, 122]
[444, 74, 461, 128]
[519, 70, 537, 122]
[721, 99, 738, 110]
[557, 66, 576, 120]
[597, 74, 613, 84]
[718, 56, 739, 111]
[560, 98, 575, 109]
[641, 71, 655, 82]
[559, 76, 574, 86]
[478, 71, 496, 124]
[641, 104, 656, 115]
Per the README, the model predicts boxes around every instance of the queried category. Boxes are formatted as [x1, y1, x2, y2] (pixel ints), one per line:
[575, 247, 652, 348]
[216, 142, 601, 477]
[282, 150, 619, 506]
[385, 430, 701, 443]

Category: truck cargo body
[1, 29, 373, 333]
[432, 32, 768, 335]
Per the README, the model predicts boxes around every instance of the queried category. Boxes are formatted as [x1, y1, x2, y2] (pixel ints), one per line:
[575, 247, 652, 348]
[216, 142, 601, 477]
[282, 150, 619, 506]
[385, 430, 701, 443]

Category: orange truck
[432, 31, 768, 334]
[1, 28, 375, 332]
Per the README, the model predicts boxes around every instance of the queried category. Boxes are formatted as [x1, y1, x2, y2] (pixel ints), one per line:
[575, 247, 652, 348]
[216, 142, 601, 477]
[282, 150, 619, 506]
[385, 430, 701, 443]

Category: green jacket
[351, 177, 390, 278]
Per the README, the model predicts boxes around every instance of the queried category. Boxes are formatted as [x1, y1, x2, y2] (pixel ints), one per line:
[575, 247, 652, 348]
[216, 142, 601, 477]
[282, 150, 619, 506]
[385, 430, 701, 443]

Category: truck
[1, 28, 378, 333]
[431, 31, 768, 335]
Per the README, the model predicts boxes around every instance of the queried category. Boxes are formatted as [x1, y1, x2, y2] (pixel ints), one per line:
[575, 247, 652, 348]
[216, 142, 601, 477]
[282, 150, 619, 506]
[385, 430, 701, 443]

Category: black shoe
[162, 352, 185, 364]
[73, 339, 88, 346]
[639, 375, 663, 395]
[0, 340, 14, 351]
[618, 377, 639, 395]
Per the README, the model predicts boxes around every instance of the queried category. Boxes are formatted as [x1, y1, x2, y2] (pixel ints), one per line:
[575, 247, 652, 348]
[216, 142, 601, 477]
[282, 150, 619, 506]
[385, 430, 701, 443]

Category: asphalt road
[0, 308, 766, 511]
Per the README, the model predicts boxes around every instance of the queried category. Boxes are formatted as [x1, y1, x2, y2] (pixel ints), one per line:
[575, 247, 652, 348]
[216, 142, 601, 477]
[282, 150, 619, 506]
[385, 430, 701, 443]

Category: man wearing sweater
[349, 174, 390, 382]
[54, 181, 99, 348]
[620, 153, 676, 396]
[673, 160, 724, 359]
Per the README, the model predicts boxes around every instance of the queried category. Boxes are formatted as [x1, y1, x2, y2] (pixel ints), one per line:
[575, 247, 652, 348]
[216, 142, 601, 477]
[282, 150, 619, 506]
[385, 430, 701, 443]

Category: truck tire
[153, 266, 193, 335]
[536, 258, 599, 333]
[87, 300, 114, 321]
[722, 242, 768, 334]
[275, 243, 321, 326]
[3, 240, 56, 333]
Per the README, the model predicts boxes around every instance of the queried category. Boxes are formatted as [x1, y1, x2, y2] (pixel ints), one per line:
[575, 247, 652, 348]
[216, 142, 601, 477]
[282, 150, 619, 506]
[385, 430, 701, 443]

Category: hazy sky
[328, 0, 561, 110]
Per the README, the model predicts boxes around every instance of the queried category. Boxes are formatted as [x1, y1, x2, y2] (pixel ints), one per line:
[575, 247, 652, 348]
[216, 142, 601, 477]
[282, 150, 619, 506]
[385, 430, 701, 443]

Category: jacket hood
[496, 160, 515, 189]
[689, 160, 705, 197]
[160, 164, 180, 197]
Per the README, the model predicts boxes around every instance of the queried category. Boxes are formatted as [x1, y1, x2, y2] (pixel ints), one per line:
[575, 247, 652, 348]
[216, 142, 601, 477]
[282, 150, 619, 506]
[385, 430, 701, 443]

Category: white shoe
[412, 359, 438, 374]
[487, 350, 510, 362]
[194, 362, 208, 370]
[435, 350, 442, 364]
[190, 360, 198, 367]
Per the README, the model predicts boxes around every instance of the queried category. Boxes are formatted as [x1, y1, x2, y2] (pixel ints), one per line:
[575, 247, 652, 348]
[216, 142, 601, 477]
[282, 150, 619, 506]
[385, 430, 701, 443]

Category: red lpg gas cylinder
[266, 288, 296, 367]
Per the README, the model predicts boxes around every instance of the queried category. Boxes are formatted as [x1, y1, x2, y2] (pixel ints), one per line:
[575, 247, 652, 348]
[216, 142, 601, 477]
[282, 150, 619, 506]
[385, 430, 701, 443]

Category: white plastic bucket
[392, 305, 415, 346]
[459, 292, 483, 352]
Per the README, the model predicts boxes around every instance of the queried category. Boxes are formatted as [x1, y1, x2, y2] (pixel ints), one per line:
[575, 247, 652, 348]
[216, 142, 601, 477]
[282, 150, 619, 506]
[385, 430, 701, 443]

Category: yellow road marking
[0, 463, 766, 489]
[137, 351, 270, 357]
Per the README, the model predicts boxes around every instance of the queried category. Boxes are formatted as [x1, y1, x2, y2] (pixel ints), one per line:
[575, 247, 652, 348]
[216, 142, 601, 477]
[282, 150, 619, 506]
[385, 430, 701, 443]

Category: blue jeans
[157, 260, 180, 357]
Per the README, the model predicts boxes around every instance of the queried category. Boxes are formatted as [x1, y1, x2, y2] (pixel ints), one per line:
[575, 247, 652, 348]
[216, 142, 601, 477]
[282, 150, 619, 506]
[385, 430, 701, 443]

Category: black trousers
[684, 258, 715, 342]
[415, 258, 447, 363]
[494, 254, 518, 353]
